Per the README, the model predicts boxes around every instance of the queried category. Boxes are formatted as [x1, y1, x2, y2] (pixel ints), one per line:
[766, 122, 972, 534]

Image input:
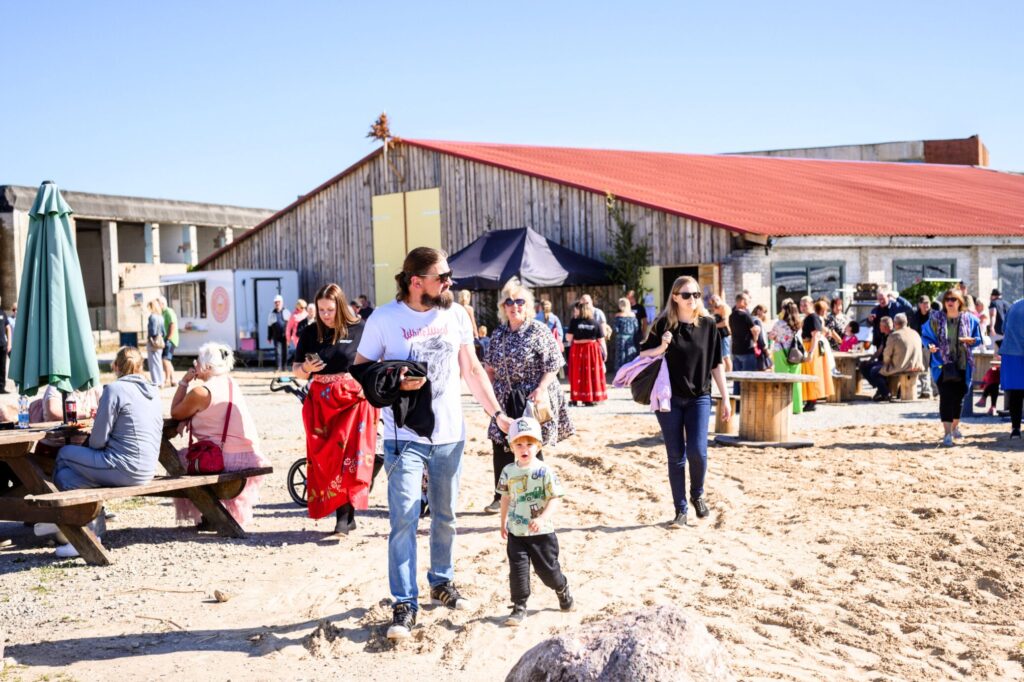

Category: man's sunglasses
[503, 298, 527, 307]
[416, 270, 453, 283]
[673, 291, 700, 300]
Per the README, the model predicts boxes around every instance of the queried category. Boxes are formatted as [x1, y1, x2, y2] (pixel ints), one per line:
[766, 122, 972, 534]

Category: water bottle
[17, 394, 30, 429]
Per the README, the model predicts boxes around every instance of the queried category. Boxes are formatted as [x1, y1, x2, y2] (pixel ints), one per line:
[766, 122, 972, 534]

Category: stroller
[269, 376, 428, 516]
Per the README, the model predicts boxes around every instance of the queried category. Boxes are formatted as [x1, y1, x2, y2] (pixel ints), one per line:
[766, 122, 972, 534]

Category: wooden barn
[197, 138, 1024, 325]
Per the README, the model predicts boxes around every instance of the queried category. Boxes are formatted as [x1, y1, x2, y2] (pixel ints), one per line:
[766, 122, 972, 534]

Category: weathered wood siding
[201, 144, 734, 303]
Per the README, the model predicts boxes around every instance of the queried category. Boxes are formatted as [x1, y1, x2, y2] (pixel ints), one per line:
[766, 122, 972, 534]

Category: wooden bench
[886, 371, 922, 401]
[23, 468, 273, 524]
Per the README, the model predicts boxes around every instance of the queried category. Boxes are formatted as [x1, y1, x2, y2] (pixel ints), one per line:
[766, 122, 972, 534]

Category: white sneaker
[953, 427, 964, 440]
[34, 523, 59, 536]
[942, 434, 955, 447]
[55, 542, 82, 558]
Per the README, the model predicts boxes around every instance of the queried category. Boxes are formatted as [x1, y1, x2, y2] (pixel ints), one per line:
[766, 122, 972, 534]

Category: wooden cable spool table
[831, 351, 873, 402]
[714, 371, 818, 449]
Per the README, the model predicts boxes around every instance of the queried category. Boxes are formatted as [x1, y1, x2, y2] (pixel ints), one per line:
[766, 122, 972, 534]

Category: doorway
[254, 278, 282, 351]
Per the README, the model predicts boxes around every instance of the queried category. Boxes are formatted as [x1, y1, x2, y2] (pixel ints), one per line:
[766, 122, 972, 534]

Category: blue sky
[3, 1, 1021, 209]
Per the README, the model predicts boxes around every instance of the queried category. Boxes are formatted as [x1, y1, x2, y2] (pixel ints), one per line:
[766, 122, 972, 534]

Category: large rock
[505, 606, 735, 682]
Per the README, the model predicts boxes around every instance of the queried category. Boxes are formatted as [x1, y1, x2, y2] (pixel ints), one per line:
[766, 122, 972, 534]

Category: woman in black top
[293, 283, 379, 536]
[639, 276, 730, 529]
[566, 300, 608, 406]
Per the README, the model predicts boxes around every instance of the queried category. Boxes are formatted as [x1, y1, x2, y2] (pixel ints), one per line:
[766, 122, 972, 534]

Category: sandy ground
[2, 370, 1023, 681]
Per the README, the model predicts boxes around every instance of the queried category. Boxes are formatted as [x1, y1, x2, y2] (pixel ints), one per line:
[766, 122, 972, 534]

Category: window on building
[892, 259, 956, 294]
[771, 262, 844, 312]
[166, 281, 207, 319]
[998, 259, 1024, 304]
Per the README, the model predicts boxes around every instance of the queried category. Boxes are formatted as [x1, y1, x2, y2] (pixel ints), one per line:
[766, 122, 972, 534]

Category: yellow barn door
[371, 189, 442, 303]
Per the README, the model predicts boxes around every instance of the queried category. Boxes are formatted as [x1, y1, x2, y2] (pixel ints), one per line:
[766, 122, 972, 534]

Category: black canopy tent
[447, 226, 614, 290]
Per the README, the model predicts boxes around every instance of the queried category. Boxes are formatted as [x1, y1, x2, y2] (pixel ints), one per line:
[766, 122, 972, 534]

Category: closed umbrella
[8, 181, 100, 397]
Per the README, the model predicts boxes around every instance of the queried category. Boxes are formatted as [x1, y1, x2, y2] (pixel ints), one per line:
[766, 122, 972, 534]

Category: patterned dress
[485, 318, 575, 446]
[613, 315, 640, 370]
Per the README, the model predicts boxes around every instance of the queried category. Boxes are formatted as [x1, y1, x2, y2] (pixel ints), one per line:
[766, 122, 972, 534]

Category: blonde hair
[659, 276, 708, 330]
[617, 297, 631, 313]
[295, 298, 307, 309]
[197, 342, 236, 375]
[112, 346, 144, 377]
[943, 289, 966, 312]
[147, 299, 161, 313]
[457, 289, 472, 306]
[496, 277, 536, 324]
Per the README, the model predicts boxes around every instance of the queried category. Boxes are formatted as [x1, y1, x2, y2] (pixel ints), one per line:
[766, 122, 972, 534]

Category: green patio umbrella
[8, 181, 101, 396]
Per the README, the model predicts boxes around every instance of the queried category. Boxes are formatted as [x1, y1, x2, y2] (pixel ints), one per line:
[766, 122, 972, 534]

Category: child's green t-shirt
[497, 460, 565, 536]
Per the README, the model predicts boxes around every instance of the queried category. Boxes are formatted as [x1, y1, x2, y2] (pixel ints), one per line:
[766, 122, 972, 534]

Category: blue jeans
[731, 353, 758, 394]
[863, 361, 889, 396]
[654, 394, 711, 514]
[383, 439, 464, 610]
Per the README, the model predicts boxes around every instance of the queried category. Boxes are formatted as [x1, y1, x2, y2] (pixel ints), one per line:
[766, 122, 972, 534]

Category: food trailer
[160, 269, 300, 357]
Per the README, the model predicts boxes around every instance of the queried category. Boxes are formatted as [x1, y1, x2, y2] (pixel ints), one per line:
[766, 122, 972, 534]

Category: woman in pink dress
[170, 342, 270, 529]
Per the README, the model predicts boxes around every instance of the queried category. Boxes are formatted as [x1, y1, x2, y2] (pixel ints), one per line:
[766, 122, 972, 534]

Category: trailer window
[166, 281, 207, 319]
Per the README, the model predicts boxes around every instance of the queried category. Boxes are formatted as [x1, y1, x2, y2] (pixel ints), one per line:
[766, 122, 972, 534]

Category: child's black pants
[507, 532, 566, 605]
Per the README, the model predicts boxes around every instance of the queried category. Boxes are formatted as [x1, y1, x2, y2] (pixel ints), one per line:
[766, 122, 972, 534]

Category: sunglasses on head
[416, 270, 453, 283]
[503, 298, 527, 307]
[673, 291, 700, 300]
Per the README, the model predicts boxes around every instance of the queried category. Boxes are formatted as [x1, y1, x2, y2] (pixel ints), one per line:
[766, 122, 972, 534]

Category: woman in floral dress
[482, 278, 575, 513]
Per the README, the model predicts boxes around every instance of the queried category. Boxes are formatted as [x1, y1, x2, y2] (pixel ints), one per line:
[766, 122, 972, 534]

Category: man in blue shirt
[868, 289, 913, 348]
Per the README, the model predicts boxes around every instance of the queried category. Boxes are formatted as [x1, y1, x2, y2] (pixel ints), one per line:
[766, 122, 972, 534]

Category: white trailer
[159, 269, 300, 357]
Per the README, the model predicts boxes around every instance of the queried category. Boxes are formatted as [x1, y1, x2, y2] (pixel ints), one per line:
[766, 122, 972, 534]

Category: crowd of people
[6, 255, 1023, 637]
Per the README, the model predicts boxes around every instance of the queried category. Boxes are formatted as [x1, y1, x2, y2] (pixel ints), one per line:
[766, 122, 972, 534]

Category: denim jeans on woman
[383, 439, 464, 610]
[654, 394, 711, 514]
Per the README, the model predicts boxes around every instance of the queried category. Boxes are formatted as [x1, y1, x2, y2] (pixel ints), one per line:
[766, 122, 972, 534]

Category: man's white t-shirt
[357, 300, 473, 444]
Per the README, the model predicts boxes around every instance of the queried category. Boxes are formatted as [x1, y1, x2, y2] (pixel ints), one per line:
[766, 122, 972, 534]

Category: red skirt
[301, 374, 379, 519]
[569, 341, 607, 402]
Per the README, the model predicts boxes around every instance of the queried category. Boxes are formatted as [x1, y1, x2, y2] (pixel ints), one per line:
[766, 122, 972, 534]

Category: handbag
[149, 335, 166, 351]
[185, 380, 233, 475]
[786, 335, 807, 365]
[630, 358, 662, 405]
[939, 362, 964, 384]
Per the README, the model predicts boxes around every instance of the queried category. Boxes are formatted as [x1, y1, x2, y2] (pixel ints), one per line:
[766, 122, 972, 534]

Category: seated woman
[35, 346, 164, 558]
[170, 342, 270, 530]
[29, 384, 102, 423]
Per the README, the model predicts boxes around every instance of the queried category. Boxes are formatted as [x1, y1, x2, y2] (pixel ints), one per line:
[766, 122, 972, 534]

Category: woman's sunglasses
[503, 298, 527, 307]
[673, 291, 700, 300]
[944, 298, 958, 304]
[417, 270, 453, 283]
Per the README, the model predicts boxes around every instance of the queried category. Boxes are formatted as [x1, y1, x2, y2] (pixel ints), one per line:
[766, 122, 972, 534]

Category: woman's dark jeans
[1007, 389, 1023, 433]
[655, 394, 711, 514]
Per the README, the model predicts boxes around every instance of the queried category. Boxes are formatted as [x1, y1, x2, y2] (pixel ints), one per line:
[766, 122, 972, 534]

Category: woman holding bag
[170, 342, 269, 530]
[146, 299, 166, 387]
[768, 301, 805, 414]
[921, 289, 982, 447]
[639, 276, 729, 528]
[482, 278, 574, 513]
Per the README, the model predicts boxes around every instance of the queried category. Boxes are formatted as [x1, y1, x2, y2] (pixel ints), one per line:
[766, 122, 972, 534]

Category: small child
[497, 417, 574, 626]
[839, 321, 861, 352]
[976, 364, 1000, 415]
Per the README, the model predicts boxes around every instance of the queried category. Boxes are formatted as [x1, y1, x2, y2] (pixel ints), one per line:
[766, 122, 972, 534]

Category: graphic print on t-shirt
[403, 328, 456, 401]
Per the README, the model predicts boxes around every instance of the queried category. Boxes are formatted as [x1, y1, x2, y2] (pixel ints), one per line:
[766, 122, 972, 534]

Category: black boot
[334, 503, 355, 534]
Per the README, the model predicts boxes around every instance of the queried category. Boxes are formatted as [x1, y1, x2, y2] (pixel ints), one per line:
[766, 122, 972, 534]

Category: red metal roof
[403, 139, 1024, 237]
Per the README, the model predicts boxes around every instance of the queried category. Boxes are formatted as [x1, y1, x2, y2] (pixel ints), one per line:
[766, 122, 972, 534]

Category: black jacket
[350, 360, 434, 439]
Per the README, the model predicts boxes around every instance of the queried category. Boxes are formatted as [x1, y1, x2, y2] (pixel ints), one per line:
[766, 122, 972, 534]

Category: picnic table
[831, 351, 873, 402]
[715, 371, 818, 449]
[0, 418, 271, 566]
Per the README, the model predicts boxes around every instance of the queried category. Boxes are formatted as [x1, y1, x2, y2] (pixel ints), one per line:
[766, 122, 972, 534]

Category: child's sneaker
[556, 582, 574, 612]
[505, 604, 527, 626]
